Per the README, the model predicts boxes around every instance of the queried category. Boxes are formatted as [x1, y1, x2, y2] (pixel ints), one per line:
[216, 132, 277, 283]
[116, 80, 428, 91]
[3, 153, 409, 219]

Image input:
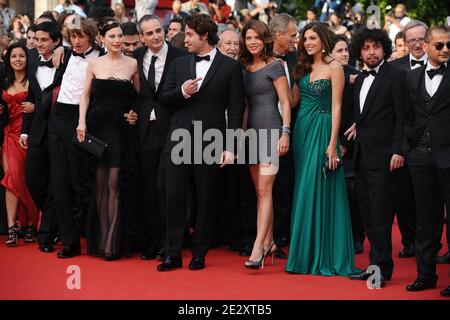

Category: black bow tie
[427, 65, 446, 79]
[411, 59, 424, 67]
[72, 48, 95, 59]
[362, 69, 377, 78]
[38, 59, 54, 68]
[274, 53, 287, 61]
[195, 55, 210, 62]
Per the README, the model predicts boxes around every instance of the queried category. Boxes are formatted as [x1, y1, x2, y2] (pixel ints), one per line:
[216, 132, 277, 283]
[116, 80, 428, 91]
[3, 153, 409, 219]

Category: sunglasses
[430, 41, 450, 50]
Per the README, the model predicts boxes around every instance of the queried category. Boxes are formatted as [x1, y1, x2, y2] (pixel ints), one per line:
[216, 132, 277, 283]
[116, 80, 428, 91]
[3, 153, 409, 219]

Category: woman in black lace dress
[76, 18, 139, 260]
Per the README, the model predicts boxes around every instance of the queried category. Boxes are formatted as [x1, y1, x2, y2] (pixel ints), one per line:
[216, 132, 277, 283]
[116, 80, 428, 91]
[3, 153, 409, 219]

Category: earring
[322, 49, 325, 53]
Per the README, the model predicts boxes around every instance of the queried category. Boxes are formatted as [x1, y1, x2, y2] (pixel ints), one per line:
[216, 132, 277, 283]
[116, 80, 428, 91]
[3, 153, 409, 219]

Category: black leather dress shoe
[398, 245, 415, 258]
[57, 245, 81, 258]
[189, 255, 205, 270]
[406, 279, 436, 292]
[39, 242, 54, 253]
[436, 251, 450, 264]
[349, 271, 386, 287]
[349, 270, 371, 281]
[274, 247, 287, 259]
[441, 285, 450, 297]
[354, 242, 363, 254]
[227, 243, 241, 252]
[276, 236, 289, 247]
[157, 256, 182, 271]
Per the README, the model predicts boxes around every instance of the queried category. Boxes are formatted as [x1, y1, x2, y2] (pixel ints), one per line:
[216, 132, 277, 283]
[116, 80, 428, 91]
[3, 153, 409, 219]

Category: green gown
[285, 74, 357, 276]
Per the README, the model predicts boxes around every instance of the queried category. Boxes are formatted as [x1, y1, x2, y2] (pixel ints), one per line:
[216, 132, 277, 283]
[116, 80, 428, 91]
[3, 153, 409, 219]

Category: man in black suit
[389, 20, 430, 258]
[330, 34, 365, 255]
[403, 26, 450, 292]
[347, 28, 406, 287]
[159, 13, 244, 271]
[134, 14, 187, 261]
[19, 22, 67, 254]
[267, 13, 297, 257]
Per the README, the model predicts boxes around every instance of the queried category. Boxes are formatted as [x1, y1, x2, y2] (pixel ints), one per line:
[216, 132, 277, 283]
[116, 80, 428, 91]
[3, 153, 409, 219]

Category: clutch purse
[322, 154, 342, 178]
[73, 133, 108, 158]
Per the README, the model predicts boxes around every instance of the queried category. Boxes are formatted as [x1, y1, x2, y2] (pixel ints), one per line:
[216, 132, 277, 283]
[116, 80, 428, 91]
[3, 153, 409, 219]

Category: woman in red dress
[1, 43, 38, 246]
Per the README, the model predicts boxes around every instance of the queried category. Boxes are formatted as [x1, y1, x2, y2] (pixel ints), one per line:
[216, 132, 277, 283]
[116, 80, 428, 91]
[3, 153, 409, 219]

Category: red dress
[1, 90, 38, 226]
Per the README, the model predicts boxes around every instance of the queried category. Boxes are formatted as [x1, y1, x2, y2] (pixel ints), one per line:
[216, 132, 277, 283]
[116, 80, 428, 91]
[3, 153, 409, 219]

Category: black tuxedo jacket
[353, 61, 406, 169]
[389, 55, 411, 73]
[22, 47, 69, 146]
[160, 50, 244, 152]
[404, 63, 450, 168]
[133, 45, 187, 145]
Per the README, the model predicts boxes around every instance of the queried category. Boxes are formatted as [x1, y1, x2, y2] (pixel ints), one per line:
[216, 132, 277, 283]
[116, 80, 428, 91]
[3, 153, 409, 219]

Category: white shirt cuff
[181, 85, 191, 99]
[20, 134, 28, 139]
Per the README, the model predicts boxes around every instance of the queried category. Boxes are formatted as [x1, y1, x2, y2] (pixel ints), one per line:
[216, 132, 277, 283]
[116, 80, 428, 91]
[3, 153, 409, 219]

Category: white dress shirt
[143, 43, 168, 121]
[425, 62, 447, 97]
[359, 60, 384, 113]
[36, 55, 56, 91]
[57, 48, 99, 105]
[182, 47, 217, 98]
[409, 53, 428, 70]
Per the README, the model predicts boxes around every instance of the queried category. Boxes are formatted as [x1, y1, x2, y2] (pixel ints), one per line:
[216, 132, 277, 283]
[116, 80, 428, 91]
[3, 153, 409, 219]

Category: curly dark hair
[185, 13, 219, 46]
[238, 20, 274, 71]
[293, 22, 333, 81]
[351, 27, 392, 61]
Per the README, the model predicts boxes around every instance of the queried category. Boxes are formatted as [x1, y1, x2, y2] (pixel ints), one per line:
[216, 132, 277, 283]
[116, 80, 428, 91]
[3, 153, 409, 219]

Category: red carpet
[0, 223, 448, 300]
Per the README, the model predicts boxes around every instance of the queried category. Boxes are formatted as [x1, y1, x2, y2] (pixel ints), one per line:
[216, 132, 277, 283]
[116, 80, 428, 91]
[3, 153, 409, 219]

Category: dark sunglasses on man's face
[430, 41, 450, 51]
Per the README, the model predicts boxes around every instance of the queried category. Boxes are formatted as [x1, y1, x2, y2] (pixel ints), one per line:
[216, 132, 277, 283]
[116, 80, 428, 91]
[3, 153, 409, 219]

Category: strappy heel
[24, 225, 36, 243]
[245, 248, 266, 269]
[5, 224, 19, 247]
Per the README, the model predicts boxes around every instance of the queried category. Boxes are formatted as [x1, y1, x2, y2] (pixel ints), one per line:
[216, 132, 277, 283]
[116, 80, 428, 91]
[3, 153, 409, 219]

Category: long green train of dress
[285, 74, 357, 276]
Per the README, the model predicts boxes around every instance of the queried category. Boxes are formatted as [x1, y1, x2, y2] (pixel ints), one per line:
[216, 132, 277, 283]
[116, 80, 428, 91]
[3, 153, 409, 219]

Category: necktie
[39, 60, 54, 68]
[195, 55, 210, 62]
[411, 59, 424, 67]
[274, 52, 287, 61]
[427, 65, 446, 79]
[72, 47, 95, 59]
[147, 55, 158, 90]
[362, 69, 377, 78]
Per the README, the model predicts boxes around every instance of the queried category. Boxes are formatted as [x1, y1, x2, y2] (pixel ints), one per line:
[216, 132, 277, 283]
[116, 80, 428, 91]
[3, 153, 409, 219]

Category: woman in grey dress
[239, 20, 291, 269]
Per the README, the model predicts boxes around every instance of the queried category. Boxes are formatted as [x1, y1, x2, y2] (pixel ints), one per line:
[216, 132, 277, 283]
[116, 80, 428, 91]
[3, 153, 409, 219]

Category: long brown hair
[293, 22, 332, 81]
[239, 20, 273, 71]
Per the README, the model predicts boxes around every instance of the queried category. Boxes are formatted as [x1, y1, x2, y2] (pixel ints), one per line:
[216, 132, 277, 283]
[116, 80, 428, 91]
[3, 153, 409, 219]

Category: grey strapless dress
[243, 60, 286, 164]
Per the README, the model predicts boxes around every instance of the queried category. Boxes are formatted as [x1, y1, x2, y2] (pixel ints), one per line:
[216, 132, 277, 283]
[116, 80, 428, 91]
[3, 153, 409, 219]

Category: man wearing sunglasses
[403, 26, 450, 296]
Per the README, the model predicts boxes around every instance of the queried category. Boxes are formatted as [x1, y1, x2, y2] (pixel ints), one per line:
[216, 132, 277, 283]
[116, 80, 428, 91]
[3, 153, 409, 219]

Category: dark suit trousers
[48, 104, 80, 246]
[355, 160, 394, 279]
[165, 138, 220, 257]
[407, 149, 449, 283]
[26, 134, 57, 243]
[140, 120, 166, 251]
[273, 148, 294, 245]
[390, 165, 416, 248]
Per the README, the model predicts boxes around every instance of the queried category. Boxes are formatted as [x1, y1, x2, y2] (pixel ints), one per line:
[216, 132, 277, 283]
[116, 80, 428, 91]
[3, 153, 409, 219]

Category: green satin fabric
[285, 74, 357, 276]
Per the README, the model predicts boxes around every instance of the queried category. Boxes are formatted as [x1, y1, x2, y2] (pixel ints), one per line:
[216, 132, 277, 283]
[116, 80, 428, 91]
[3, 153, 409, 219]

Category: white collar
[426, 61, 447, 71]
[148, 42, 168, 59]
[197, 47, 217, 61]
[39, 54, 52, 62]
[409, 53, 428, 63]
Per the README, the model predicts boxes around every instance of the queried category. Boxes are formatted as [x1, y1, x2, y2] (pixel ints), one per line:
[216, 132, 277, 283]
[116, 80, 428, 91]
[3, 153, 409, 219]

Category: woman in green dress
[286, 22, 357, 276]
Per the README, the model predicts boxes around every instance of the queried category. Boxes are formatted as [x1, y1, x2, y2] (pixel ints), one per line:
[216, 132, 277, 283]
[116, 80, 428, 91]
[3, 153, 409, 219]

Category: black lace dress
[84, 78, 140, 259]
